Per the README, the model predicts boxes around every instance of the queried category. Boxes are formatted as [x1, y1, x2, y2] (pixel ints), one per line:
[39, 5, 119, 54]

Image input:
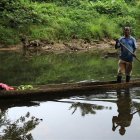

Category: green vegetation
[0, 0, 139, 45]
[17, 85, 34, 90]
[1, 51, 140, 85]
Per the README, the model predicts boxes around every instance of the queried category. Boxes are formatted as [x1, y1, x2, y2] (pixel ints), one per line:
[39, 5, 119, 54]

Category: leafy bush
[91, 0, 128, 16]
[113, 16, 136, 29]
[0, 25, 20, 44]
[0, 0, 43, 29]
[0, 0, 140, 44]
[32, 0, 88, 6]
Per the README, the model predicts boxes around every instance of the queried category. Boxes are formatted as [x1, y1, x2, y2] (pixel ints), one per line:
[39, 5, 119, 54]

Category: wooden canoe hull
[0, 79, 140, 100]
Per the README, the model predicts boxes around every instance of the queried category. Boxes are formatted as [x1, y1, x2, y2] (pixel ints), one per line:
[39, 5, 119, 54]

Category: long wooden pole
[132, 109, 140, 115]
[119, 41, 140, 63]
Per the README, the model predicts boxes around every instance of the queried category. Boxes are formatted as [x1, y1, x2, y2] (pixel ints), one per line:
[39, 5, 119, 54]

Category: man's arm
[133, 38, 137, 53]
[112, 116, 119, 131]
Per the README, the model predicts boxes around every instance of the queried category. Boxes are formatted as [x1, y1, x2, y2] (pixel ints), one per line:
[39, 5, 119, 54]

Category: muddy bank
[0, 39, 140, 56]
[0, 39, 115, 52]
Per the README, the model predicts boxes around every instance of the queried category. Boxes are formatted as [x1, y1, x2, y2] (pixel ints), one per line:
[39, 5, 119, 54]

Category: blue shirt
[115, 36, 137, 62]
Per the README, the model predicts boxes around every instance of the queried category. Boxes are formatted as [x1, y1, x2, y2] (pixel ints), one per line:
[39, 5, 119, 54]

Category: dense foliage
[0, 0, 139, 44]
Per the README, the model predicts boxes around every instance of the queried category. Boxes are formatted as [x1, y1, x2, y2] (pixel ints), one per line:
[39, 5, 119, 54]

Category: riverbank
[0, 39, 140, 58]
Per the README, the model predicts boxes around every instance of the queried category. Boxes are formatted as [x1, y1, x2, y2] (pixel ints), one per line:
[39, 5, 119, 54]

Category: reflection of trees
[69, 102, 106, 116]
[0, 110, 8, 128]
[54, 99, 111, 116]
[0, 111, 42, 140]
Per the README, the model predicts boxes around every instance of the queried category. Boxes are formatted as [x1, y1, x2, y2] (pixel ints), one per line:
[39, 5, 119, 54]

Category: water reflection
[0, 101, 42, 140]
[55, 97, 111, 117]
[0, 100, 40, 112]
[112, 89, 139, 136]
[69, 102, 105, 116]
[1, 88, 140, 139]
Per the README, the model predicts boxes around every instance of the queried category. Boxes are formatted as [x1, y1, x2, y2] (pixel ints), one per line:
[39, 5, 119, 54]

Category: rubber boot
[117, 75, 122, 83]
[126, 75, 130, 82]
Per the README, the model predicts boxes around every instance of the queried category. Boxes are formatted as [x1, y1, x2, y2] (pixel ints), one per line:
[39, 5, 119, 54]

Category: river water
[0, 88, 140, 140]
[1, 52, 140, 139]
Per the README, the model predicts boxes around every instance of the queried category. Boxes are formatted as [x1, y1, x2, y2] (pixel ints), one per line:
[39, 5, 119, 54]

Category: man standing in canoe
[115, 26, 137, 83]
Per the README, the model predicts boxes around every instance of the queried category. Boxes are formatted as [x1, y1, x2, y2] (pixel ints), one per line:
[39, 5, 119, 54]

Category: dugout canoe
[0, 79, 140, 100]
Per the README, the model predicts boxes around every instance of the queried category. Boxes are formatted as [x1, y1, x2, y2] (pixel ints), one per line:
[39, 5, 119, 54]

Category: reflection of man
[112, 89, 133, 135]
